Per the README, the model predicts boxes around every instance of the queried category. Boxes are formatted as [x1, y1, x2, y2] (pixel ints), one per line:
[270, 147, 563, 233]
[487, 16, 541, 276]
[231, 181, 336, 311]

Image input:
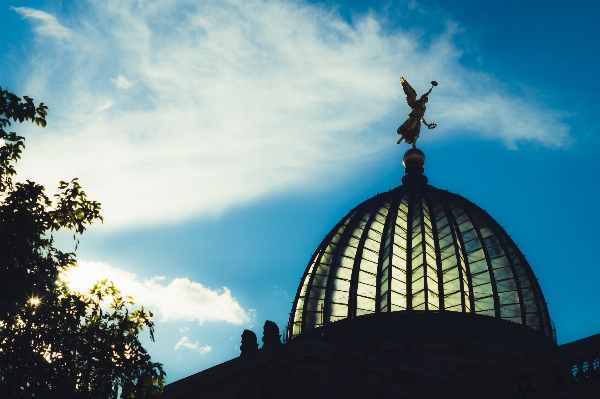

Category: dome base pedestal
[293, 311, 556, 377]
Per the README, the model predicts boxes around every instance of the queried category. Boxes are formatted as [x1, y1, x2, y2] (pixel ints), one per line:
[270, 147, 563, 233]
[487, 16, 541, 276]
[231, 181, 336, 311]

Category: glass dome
[288, 149, 553, 341]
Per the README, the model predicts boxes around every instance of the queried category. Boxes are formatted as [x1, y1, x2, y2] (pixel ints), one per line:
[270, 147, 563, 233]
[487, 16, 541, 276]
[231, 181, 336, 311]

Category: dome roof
[288, 149, 553, 341]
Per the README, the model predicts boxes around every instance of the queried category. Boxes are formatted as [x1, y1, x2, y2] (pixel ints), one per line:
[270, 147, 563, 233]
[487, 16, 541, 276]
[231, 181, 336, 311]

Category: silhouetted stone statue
[240, 329, 258, 356]
[262, 320, 282, 349]
[397, 78, 438, 148]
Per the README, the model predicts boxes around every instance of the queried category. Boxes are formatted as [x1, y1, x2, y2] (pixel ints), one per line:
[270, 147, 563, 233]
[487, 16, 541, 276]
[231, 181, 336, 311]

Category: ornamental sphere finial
[402, 147, 425, 167]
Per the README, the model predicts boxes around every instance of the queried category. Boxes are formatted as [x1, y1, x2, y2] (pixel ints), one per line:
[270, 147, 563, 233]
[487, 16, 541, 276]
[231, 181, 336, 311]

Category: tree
[0, 87, 166, 398]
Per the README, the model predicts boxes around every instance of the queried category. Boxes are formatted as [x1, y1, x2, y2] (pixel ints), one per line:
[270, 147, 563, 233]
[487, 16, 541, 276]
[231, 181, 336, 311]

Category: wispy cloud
[14, 2, 571, 229]
[11, 6, 72, 39]
[93, 101, 113, 113]
[63, 261, 252, 325]
[174, 337, 211, 353]
[112, 75, 133, 89]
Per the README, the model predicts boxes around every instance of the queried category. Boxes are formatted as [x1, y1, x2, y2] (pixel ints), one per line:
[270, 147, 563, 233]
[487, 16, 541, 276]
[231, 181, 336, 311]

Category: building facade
[163, 148, 600, 399]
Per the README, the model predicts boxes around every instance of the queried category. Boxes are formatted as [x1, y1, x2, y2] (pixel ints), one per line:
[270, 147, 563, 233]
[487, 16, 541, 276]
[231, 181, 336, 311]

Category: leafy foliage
[0, 87, 165, 398]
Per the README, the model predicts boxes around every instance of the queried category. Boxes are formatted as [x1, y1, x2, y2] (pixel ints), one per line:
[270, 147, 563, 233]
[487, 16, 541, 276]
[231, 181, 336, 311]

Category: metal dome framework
[289, 183, 553, 341]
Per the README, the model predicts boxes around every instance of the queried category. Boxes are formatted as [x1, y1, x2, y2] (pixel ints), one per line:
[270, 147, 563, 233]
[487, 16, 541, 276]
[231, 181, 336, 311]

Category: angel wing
[400, 77, 418, 106]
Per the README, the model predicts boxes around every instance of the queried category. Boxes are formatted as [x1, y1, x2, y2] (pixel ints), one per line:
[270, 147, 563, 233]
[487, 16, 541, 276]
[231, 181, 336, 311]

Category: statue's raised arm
[396, 78, 438, 148]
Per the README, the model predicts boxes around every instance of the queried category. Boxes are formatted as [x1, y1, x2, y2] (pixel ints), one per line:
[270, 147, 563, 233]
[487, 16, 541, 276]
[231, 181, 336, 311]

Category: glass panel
[341, 246, 357, 259]
[428, 289, 439, 310]
[355, 211, 384, 315]
[526, 313, 539, 326]
[360, 258, 378, 274]
[496, 278, 517, 292]
[330, 288, 349, 313]
[523, 299, 538, 313]
[335, 266, 352, 280]
[500, 304, 521, 318]
[462, 229, 477, 243]
[473, 282, 493, 295]
[424, 196, 440, 311]
[362, 247, 379, 262]
[392, 253, 406, 268]
[390, 292, 407, 311]
[463, 237, 481, 252]
[331, 278, 351, 292]
[437, 224, 451, 237]
[457, 219, 474, 232]
[443, 276, 461, 290]
[454, 212, 469, 224]
[390, 194, 409, 313]
[357, 282, 376, 297]
[487, 245, 504, 258]
[450, 214, 471, 312]
[484, 235, 501, 248]
[479, 227, 494, 238]
[412, 264, 424, 281]
[439, 245, 457, 261]
[438, 234, 453, 249]
[305, 210, 363, 329]
[358, 271, 377, 286]
[469, 259, 488, 275]
[491, 256, 510, 269]
[347, 236, 360, 247]
[471, 272, 492, 294]
[394, 240, 407, 253]
[380, 267, 389, 284]
[467, 249, 485, 263]
[474, 296, 495, 312]
[522, 288, 535, 301]
[444, 291, 462, 311]
[412, 245, 423, 259]
[412, 234, 423, 248]
[356, 295, 376, 314]
[497, 292, 519, 309]
[412, 290, 425, 310]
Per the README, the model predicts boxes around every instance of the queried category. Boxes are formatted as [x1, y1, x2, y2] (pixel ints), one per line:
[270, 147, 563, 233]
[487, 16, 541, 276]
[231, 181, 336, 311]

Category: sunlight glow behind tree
[0, 88, 165, 398]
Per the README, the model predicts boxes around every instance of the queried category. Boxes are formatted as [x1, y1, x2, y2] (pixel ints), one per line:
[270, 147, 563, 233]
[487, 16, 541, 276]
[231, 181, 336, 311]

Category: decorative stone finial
[240, 329, 258, 356]
[403, 147, 425, 167]
[262, 320, 282, 349]
[401, 148, 428, 185]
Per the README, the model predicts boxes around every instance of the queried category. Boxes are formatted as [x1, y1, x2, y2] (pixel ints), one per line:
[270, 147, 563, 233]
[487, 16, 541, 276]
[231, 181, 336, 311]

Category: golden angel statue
[397, 78, 438, 147]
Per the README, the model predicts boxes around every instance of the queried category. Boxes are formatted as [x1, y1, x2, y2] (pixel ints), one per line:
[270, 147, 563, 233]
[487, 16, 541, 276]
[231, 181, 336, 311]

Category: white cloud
[93, 101, 113, 113]
[112, 75, 133, 89]
[63, 260, 252, 325]
[14, 1, 571, 229]
[174, 336, 212, 353]
[11, 6, 72, 39]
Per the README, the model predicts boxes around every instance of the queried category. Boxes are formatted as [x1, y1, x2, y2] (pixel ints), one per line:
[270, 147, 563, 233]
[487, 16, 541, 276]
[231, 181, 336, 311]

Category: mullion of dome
[423, 191, 444, 311]
[293, 211, 354, 333]
[467, 209, 506, 319]
[451, 202, 498, 317]
[377, 194, 401, 314]
[438, 197, 473, 313]
[410, 191, 426, 311]
[320, 209, 372, 325]
[390, 195, 409, 312]
[484, 223, 528, 327]
[422, 215, 439, 311]
[349, 202, 387, 318]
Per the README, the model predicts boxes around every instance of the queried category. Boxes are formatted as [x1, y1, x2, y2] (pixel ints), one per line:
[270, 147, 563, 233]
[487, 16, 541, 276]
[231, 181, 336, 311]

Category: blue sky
[2, 0, 600, 383]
